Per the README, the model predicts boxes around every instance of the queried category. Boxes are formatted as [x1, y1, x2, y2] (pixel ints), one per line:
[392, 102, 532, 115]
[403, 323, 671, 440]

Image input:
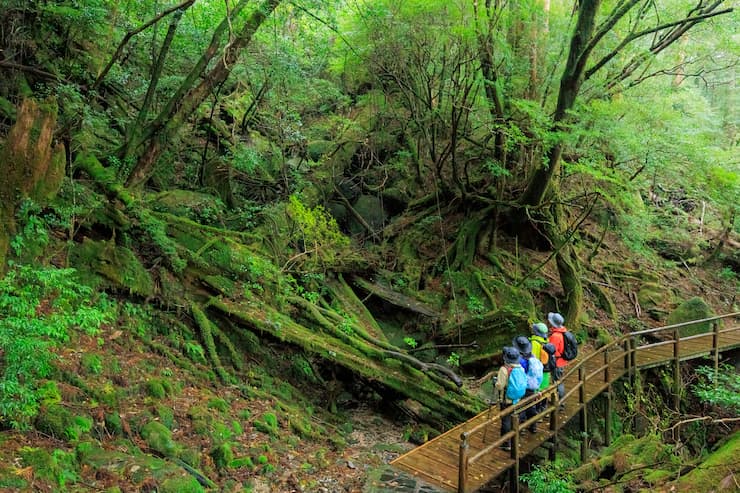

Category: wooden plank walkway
[391, 313, 740, 493]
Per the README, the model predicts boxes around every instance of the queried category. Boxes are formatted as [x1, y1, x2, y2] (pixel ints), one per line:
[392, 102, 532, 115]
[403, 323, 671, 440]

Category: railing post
[549, 389, 558, 461]
[579, 366, 588, 462]
[458, 432, 469, 493]
[511, 413, 520, 493]
[713, 321, 720, 385]
[673, 327, 681, 412]
[604, 349, 612, 447]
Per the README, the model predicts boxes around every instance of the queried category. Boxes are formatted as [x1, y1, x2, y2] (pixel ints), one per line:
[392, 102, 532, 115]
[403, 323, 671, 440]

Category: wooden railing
[456, 312, 740, 493]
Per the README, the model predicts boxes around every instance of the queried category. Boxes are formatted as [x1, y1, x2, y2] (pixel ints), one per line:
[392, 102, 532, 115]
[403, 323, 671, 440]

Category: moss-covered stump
[666, 297, 715, 337]
[0, 97, 65, 268]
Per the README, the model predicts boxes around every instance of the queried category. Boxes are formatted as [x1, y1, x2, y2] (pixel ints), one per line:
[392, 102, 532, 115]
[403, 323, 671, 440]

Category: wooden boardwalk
[391, 313, 740, 493]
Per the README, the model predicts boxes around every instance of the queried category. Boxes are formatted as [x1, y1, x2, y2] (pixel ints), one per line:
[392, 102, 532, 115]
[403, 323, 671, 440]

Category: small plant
[692, 364, 740, 412]
[718, 267, 737, 282]
[81, 354, 103, 375]
[521, 461, 575, 493]
[184, 341, 207, 364]
[447, 352, 461, 368]
[466, 295, 485, 315]
[403, 337, 418, 349]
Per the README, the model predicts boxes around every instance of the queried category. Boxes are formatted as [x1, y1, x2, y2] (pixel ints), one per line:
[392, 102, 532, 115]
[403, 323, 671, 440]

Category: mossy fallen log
[351, 275, 440, 318]
[325, 274, 388, 342]
[208, 298, 481, 424]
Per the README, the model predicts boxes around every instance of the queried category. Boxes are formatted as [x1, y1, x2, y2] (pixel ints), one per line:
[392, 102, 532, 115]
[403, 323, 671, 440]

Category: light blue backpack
[526, 355, 544, 390]
[506, 366, 527, 403]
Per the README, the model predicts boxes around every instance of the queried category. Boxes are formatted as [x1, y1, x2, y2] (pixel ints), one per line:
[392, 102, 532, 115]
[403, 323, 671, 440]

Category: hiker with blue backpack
[513, 336, 543, 433]
[547, 312, 578, 408]
[494, 346, 526, 451]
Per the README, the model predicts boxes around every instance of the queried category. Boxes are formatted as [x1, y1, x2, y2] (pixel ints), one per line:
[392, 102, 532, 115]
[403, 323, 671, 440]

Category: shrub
[0, 265, 112, 428]
[692, 364, 740, 413]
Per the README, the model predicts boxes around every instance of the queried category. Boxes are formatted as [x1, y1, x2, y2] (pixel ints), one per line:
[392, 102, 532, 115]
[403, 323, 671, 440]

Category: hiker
[530, 322, 550, 416]
[513, 335, 543, 432]
[494, 346, 526, 451]
[541, 342, 558, 414]
[547, 312, 578, 407]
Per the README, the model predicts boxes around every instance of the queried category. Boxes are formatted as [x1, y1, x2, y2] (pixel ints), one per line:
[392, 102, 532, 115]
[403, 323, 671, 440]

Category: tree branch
[93, 0, 196, 91]
[586, 6, 733, 80]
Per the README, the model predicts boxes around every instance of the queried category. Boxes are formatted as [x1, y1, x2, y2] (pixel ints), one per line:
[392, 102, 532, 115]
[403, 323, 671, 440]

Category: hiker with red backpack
[547, 312, 578, 407]
[494, 346, 526, 451]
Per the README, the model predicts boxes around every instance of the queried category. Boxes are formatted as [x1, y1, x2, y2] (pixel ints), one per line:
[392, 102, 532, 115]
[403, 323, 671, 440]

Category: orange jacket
[548, 327, 568, 368]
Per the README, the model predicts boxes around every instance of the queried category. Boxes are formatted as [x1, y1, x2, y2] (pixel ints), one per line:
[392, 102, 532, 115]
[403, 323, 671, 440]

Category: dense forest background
[0, 0, 738, 491]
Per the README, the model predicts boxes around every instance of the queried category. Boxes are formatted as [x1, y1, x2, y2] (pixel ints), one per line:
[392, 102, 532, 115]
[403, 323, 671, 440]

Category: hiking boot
[529, 426, 537, 433]
[500, 444, 511, 451]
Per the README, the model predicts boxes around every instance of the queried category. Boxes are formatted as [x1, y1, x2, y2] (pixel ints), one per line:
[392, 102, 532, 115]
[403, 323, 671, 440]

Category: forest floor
[0, 323, 414, 493]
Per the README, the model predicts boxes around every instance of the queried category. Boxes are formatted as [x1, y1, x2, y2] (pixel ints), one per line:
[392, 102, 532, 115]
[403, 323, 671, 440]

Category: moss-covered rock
[148, 190, 226, 226]
[637, 281, 673, 318]
[666, 297, 715, 337]
[675, 433, 740, 491]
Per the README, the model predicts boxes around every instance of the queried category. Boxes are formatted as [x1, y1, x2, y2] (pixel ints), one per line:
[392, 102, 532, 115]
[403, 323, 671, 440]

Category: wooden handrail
[456, 313, 740, 491]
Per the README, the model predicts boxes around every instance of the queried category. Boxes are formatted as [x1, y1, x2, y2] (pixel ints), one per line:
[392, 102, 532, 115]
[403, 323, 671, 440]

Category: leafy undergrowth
[0, 305, 410, 492]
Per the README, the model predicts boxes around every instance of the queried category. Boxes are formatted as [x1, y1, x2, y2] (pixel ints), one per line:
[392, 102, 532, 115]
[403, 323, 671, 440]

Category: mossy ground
[0, 326, 410, 492]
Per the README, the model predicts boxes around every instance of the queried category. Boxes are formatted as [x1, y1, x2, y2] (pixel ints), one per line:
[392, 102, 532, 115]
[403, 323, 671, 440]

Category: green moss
[145, 378, 174, 399]
[156, 405, 176, 430]
[159, 475, 205, 493]
[230, 456, 254, 469]
[69, 239, 154, 296]
[19, 447, 79, 486]
[35, 403, 74, 440]
[187, 405, 213, 435]
[210, 442, 234, 469]
[254, 412, 279, 436]
[666, 297, 715, 337]
[207, 398, 229, 413]
[177, 448, 201, 468]
[643, 468, 673, 484]
[676, 433, 740, 491]
[141, 421, 180, 457]
[637, 281, 672, 313]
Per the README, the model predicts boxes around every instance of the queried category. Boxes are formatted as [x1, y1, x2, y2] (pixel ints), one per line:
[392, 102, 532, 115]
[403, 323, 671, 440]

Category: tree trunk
[126, 0, 282, 188]
[519, 0, 600, 208]
[121, 6, 186, 160]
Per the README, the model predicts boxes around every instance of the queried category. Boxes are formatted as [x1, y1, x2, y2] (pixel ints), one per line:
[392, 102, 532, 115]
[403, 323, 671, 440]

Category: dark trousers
[519, 389, 538, 431]
[554, 366, 565, 402]
[500, 402, 512, 445]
